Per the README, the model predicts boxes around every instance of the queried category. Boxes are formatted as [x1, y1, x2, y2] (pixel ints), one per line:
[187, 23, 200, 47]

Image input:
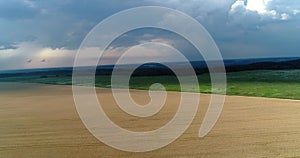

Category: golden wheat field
[1, 82, 300, 158]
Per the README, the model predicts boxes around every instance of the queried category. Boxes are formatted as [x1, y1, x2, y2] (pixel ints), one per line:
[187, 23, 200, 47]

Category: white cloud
[230, 0, 300, 21]
[230, 0, 245, 12]
[281, 13, 290, 20]
[230, 0, 279, 19]
[293, 9, 300, 15]
[246, 0, 271, 14]
[138, 38, 173, 46]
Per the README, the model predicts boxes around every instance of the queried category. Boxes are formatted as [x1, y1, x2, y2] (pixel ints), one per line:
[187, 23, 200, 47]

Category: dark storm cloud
[107, 28, 203, 60]
[1, 0, 300, 70]
[0, 0, 40, 20]
[0, 0, 153, 50]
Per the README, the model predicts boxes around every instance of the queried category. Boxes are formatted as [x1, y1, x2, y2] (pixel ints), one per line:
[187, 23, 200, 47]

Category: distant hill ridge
[0, 57, 300, 77]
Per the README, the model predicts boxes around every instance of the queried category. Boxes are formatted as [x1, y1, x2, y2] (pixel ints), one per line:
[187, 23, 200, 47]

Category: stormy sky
[0, 0, 300, 70]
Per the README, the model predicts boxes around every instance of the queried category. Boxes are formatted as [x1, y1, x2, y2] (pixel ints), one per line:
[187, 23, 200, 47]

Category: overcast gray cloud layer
[0, 0, 300, 70]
